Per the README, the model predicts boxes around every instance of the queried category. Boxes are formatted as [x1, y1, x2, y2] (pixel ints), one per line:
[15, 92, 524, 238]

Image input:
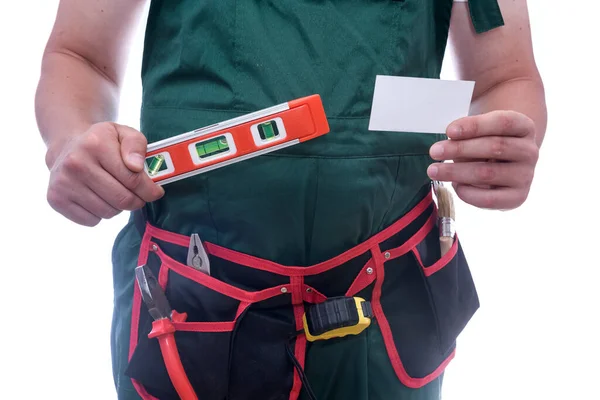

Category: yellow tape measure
[303, 297, 373, 342]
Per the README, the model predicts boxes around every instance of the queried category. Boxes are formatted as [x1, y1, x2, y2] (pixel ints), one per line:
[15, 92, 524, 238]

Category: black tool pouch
[125, 235, 297, 400]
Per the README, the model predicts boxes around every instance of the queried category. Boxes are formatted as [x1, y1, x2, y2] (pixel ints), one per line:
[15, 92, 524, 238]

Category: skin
[36, 0, 161, 227]
[429, 0, 547, 210]
[36, 0, 546, 226]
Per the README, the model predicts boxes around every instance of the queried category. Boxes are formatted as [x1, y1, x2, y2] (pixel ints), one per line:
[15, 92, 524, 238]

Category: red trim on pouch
[369, 247, 454, 388]
[127, 191, 458, 397]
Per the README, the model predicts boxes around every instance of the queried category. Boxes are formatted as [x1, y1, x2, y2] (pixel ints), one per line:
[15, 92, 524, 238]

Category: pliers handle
[136, 265, 198, 400]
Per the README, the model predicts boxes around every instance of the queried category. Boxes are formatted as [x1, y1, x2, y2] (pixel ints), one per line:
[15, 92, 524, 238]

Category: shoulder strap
[466, 0, 505, 33]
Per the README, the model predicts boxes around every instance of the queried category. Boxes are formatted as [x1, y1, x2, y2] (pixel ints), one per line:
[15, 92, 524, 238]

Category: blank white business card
[368, 75, 475, 134]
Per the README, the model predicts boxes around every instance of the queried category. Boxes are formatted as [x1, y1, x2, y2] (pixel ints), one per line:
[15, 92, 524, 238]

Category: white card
[368, 75, 475, 134]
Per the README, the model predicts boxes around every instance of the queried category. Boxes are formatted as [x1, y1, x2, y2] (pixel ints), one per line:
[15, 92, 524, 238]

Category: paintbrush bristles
[435, 184, 455, 220]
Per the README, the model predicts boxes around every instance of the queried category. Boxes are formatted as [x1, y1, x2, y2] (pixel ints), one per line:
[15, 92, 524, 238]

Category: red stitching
[154, 243, 287, 303]
[370, 246, 454, 388]
[413, 234, 460, 277]
[345, 259, 375, 297]
[303, 285, 327, 304]
[289, 276, 306, 400]
[143, 192, 433, 276]
[172, 321, 235, 332]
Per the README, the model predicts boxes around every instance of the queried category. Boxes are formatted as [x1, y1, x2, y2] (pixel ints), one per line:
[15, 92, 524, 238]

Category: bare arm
[448, 0, 547, 147]
[428, 0, 547, 210]
[36, 0, 147, 167]
[35, 0, 163, 227]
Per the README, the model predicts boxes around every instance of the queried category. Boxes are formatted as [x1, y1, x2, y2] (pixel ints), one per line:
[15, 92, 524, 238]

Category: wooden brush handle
[440, 236, 454, 257]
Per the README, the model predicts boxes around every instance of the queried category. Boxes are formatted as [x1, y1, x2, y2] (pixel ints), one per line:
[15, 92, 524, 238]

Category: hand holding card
[427, 110, 539, 210]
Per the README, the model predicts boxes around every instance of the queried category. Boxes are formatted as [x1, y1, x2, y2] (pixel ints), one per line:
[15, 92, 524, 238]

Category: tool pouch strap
[125, 191, 479, 399]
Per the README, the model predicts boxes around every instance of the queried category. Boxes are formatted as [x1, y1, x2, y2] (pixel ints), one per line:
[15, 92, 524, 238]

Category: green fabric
[468, 0, 505, 34]
[301, 322, 443, 400]
[111, 1, 504, 399]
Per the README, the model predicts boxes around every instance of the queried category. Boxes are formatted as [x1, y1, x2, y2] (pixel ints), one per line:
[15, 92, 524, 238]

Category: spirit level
[143, 95, 330, 185]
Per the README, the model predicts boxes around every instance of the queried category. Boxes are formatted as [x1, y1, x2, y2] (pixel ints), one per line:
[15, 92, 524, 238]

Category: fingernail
[448, 125, 462, 138]
[430, 143, 444, 158]
[127, 153, 145, 170]
[428, 165, 439, 178]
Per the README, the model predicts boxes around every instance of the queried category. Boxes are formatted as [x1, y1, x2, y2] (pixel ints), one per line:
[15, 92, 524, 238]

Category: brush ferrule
[439, 217, 455, 238]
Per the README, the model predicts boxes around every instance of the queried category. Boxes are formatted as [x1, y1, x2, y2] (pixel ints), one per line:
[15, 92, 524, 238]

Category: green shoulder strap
[468, 0, 505, 33]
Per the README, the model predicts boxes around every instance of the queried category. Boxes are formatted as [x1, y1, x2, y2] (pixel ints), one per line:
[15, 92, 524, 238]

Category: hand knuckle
[46, 188, 64, 209]
[526, 144, 540, 164]
[124, 171, 144, 190]
[97, 121, 119, 135]
[469, 119, 479, 136]
[454, 141, 464, 158]
[83, 131, 103, 152]
[132, 198, 145, 210]
[482, 192, 497, 209]
[439, 165, 452, 181]
[499, 112, 514, 132]
[491, 137, 508, 157]
[63, 153, 84, 173]
[116, 192, 137, 210]
[476, 165, 496, 182]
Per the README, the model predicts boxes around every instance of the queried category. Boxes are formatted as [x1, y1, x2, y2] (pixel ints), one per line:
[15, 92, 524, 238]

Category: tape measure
[143, 95, 329, 185]
[303, 297, 373, 342]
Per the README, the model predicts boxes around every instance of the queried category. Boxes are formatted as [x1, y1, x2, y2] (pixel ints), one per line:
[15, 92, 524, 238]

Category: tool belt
[125, 191, 479, 400]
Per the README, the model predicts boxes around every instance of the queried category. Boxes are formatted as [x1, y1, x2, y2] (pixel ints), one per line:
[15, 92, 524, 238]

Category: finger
[447, 110, 535, 140]
[117, 124, 148, 173]
[427, 161, 534, 188]
[453, 183, 529, 210]
[65, 202, 103, 226]
[68, 184, 122, 219]
[96, 133, 164, 203]
[60, 145, 152, 208]
[47, 188, 102, 227]
[430, 137, 539, 163]
[87, 168, 146, 211]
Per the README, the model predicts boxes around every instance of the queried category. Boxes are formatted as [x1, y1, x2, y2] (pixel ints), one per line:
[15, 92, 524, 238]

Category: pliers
[135, 264, 198, 400]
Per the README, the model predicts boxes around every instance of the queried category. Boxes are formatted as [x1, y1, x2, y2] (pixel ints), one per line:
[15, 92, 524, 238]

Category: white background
[1, 1, 598, 399]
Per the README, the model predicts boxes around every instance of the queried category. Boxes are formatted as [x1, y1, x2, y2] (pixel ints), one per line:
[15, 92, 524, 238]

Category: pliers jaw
[135, 264, 173, 321]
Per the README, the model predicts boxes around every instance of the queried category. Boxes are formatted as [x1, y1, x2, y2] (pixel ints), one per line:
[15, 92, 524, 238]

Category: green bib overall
[111, 1, 504, 399]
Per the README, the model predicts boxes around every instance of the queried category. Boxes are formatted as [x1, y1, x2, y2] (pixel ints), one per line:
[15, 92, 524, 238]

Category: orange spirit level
[144, 94, 329, 185]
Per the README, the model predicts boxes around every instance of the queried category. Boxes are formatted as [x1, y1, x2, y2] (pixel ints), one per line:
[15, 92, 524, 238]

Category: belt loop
[370, 244, 383, 264]
[290, 276, 304, 305]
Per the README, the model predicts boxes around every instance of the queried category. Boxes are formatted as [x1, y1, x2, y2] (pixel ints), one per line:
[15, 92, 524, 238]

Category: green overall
[111, 1, 504, 399]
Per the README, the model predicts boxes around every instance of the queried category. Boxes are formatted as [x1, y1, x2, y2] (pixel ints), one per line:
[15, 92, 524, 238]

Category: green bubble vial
[258, 121, 279, 141]
[196, 135, 230, 159]
[147, 154, 166, 176]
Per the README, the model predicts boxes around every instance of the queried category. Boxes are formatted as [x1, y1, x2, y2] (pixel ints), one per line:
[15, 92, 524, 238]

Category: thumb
[117, 125, 148, 173]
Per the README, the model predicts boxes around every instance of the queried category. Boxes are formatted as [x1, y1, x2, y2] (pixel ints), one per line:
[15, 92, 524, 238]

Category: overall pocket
[372, 212, 479, 387]
[126, 242, 297, 400]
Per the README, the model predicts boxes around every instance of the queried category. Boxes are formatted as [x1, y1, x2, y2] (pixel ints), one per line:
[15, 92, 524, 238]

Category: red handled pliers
[135, 265, 198, 400]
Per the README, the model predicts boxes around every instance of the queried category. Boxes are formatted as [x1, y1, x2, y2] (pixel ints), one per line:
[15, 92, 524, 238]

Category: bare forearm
[469, 75, 547, 149]
[35, 50, 120, 168]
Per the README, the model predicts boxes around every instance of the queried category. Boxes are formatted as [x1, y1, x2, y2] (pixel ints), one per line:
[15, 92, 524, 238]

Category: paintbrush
[433, 181, 456, 256]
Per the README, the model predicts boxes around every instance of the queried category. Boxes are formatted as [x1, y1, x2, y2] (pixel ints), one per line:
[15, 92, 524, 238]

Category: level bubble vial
[146, 154, 166, 176]
[196, 135, 230, 159]
[258, 120, 280, 141]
